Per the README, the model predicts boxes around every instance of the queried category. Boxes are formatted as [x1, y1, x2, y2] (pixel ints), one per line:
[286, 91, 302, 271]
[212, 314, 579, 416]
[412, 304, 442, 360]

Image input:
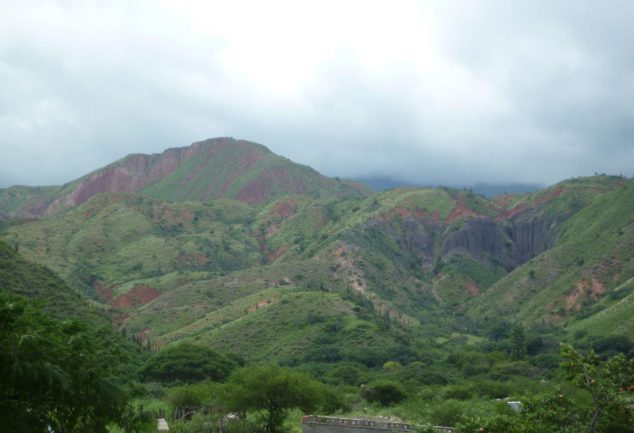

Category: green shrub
[361, 380, 407, 406]
[442, 384, 476, 400]
[428, 400, 467, 427]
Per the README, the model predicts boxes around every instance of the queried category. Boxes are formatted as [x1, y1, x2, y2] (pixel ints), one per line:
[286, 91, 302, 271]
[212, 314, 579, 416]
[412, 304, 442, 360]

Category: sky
[1, 0, 633, 188]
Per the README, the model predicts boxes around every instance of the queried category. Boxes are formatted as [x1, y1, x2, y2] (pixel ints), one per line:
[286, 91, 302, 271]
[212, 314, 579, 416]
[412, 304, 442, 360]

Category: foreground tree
[457, 344, 633, 433]
[224, 365, 324, 433]
[561, 343, 634, 433]
[0, 294, 127, 432]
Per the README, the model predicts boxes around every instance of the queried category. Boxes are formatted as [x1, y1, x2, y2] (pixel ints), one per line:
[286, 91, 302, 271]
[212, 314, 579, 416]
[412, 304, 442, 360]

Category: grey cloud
[1, 1, 632, 188]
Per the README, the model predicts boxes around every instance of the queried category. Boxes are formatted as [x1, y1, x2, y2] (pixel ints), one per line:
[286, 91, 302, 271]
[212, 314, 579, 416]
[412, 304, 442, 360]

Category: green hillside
[0, 239, 107, 322]
[0, 185, 59, 219]
[1, 144, 632, 367]
[3, 193, 264, 297]
[468, 176, 634, 337]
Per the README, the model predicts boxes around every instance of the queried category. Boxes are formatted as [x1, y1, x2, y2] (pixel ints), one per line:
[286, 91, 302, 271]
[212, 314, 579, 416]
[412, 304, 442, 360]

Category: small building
[507, 401, 522, 413]
[157, 418, 170, 431]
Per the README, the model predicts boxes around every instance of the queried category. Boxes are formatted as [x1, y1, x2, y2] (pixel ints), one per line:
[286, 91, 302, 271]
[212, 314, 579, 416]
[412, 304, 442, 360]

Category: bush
[361, 380, 407, 406]
[457, 415, 518, 433]
[326, 363, 364, 386]
[442, 384, 476, 400]
[428, 400, 468, 427]
[590, 335, 634, 357]
[475, 380, 513, 399]
[167, 387, 203, 409]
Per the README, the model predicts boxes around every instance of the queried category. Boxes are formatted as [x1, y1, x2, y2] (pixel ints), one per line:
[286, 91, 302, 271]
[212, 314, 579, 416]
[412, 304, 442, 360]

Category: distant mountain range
[1, 138, 631, 363]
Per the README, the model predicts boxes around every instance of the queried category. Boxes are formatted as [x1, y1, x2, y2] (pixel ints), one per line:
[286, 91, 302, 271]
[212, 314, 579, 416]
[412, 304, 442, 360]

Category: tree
[457, 345, 634, 433]
[0, 294, 127, 432]
[510, 322, 526, 360]
[139, 343, 237, 384]
[224, 365, 323, 433]
[561, 344, 634, 433]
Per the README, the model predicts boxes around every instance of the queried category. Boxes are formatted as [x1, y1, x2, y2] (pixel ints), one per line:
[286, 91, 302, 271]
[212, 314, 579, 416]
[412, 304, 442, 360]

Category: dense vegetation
[0, 294, 128, 432]
[0, 139, 632, 432]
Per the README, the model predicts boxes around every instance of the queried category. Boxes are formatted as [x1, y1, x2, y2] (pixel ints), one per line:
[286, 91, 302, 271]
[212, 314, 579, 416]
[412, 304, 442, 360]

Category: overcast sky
[1, 0, 633, 188]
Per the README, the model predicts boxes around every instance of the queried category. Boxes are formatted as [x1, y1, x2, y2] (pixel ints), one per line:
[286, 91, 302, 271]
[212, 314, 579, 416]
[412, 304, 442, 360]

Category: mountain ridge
[0, 137, 370, 218]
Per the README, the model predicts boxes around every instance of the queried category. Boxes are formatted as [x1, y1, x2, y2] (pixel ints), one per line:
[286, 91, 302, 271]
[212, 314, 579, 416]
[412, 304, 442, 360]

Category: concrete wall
[301, 416, 455, 433]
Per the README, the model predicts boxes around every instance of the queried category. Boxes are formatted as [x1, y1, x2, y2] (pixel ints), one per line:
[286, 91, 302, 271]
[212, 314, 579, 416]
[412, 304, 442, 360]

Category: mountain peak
[0, 138, 370, 218]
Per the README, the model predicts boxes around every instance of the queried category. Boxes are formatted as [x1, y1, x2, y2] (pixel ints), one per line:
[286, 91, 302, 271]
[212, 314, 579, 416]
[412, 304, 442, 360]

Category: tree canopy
[0, 294, 127, 433]
[224, 364, 326, 433]
[139, 343, 237, 384]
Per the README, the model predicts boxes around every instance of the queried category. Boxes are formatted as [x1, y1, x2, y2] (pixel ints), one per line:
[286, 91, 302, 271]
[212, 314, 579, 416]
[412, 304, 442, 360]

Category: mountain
[0, 136, 631, 364]
[2, 176, 631, 363]
[0, 137, 370, 218]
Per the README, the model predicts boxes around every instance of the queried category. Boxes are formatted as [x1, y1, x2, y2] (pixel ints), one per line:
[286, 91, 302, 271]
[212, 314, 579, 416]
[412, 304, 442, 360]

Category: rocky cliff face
[360, 202, 561, 279]
[46, 146, 195, 214]
[441, 219, 508, 264]
[507, 213, 557, 264]
[362, 215, 437, 268]
[440, 215, 558, 270]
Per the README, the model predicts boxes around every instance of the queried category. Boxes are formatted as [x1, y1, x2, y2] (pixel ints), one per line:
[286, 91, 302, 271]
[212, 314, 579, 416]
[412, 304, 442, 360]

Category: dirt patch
[493, 194, 516, 209]
[220, 152, 265, 198]
[94, 280, 115, 303]
[495, 203, 529, 222]
[161, 205, 174, 221]
[377, 207, 439, 224]
[565, 278, 606, 310]
[179, 207, 194, 222]
[591, 278, 606, 295]
[445, 202, 480, 225]
[177, 252, 209, 267]
[274, 277, 291, 287]
[112, 286, 162, 309]
[334, 245, 351, 257]
[112, 312, 130, 328]
[466, 279, 480, 296]
[393, 207, 424, 219]
[331, 244, 367, 295]
[247, 298, 275, 313]
[46, 149, 191, 214]
[236, 177, 269, 204]
[236, 166, 296, 204]
[535, 186, 564, 205]
[268, 245, 288, 263]
[270, 198, 298, 218]
[266, 223, 279, 238]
